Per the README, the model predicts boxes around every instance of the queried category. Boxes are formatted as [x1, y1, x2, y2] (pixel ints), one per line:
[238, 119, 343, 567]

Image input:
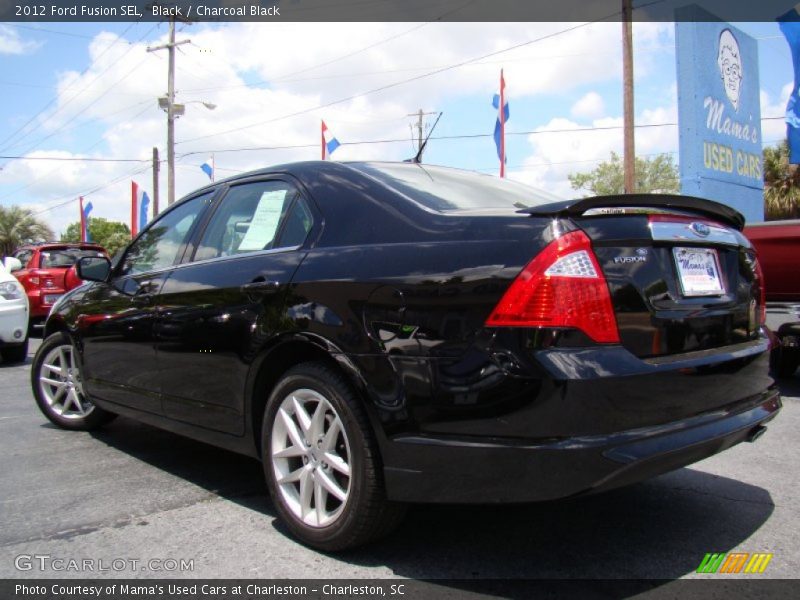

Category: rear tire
[771, 346, 799, 378]
[262, 362, 405, 551]
[0, 338, 28, 364]
[31, 332, 116, 430]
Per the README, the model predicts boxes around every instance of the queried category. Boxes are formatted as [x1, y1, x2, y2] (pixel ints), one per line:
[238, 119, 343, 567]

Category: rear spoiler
[518, 194, 746, 231]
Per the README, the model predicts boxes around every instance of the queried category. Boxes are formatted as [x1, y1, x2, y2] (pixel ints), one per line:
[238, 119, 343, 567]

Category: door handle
[240, 280, 281, 296]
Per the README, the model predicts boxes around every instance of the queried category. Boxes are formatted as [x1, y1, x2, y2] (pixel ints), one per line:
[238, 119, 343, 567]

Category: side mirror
[77, 256, 112, 282]
[3, 257, 22, 272]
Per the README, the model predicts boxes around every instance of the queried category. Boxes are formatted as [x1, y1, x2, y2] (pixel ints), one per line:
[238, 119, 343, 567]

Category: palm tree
[763, 141, 800, 220]
[0, 205, 53, 257]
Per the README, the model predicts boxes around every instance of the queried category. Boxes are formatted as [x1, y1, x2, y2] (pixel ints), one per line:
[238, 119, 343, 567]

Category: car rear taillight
[753, 256, 767, 326]
[486, 229, 620, 343]
[30, 269, 56, 288]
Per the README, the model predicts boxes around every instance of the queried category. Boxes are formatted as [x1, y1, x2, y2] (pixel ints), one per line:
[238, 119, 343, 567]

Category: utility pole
[622, 0, 635, 194]
[147, 17, 190, 206]
[407, 109, 437, 160]
[152, 147, 160, 216]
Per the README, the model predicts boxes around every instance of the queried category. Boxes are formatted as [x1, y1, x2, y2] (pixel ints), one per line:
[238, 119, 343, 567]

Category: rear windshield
[350, 162, 564, 212]
[39, 249, 105, 268]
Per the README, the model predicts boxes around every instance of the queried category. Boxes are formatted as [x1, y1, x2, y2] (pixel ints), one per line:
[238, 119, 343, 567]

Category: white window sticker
[237, 190, 287, 251]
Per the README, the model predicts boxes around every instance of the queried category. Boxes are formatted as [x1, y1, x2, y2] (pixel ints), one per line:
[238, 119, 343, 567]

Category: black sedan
[32, 161, 781, 551]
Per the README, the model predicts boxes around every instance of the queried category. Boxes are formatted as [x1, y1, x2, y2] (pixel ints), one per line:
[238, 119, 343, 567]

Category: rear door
[79, 192, 215, 413]
[155, 178, 315, 434]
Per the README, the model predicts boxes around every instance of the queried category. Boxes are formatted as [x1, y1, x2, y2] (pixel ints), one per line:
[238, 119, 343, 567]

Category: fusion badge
[613, 248, 648, 264]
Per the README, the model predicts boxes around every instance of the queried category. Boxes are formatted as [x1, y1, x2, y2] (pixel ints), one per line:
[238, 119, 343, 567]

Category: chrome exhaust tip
[747, 425, 768, 443]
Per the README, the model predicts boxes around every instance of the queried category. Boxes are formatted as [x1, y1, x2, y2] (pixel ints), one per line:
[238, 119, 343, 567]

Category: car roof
[184, 160, 479, 194]
[21, 243, 105, 251]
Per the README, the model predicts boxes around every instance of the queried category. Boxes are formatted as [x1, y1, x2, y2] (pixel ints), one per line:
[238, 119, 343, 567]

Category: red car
[744, 220, 800, 377]
[12, 243, 108, 328]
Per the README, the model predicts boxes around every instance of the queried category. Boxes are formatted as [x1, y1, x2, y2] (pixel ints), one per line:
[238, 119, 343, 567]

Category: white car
[0, 257, 30, 363]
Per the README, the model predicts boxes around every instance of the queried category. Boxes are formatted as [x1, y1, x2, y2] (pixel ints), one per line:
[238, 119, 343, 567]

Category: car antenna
[410, 112, 443, 164]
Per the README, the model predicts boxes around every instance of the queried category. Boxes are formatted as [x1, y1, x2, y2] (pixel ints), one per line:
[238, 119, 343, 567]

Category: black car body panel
[45, 161, 780, 504]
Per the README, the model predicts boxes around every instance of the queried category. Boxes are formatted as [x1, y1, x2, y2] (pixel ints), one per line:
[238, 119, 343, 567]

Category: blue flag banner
[779, 8, 800, 164]
[200, 156, 214, 181]
[139, 192, 150, 231]
[81, 199, 93, 243]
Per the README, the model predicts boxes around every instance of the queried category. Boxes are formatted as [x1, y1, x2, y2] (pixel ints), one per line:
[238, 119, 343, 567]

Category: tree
[0, 205, 53, 257]
[568, 152, 680, 196]
[762, 140, 800, 220]
[61, 218, 131, 258]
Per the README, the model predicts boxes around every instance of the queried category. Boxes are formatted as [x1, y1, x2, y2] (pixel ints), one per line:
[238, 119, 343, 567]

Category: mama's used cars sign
[676, 10, 763, 223]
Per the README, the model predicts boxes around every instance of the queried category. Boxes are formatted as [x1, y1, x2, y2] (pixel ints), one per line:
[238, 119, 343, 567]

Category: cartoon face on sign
[717, 29, 742, 111]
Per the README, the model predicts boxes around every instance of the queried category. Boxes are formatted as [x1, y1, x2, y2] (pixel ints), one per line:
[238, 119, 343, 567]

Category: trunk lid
[524, 195, 762, 358]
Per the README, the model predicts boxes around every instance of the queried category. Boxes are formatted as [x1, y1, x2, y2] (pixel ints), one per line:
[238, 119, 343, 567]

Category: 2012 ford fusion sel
[32, 161, 781, 550]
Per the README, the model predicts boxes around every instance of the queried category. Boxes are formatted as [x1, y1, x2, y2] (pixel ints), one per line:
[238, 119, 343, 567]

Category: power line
[0, 22, 159, 157]
[181, 45, 678, 93]
[31, 164, 151, 216]
[0, 22, 140, 153]
[0, 103, 155, 203]
[176, 116, 789, 157]
[0, 156, 149, 163]
[1, 115, 785, 166]
[177, 21, 607, 146]
[7, 52, 158, 163]
[3, 23, 123, 41]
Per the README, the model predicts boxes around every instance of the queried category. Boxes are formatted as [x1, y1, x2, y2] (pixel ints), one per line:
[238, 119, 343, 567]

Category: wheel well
[251, 341, 354, 457]
[43, 319, 68, 339]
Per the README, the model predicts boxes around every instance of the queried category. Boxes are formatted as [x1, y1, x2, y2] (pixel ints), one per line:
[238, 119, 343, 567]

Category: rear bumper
[27, 289, 65, 319]
[384, 387, 781, 503]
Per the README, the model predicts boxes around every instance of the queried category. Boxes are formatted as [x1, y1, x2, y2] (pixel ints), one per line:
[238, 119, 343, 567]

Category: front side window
[120, 192, 213, 277]
[194, 180, 313, 261]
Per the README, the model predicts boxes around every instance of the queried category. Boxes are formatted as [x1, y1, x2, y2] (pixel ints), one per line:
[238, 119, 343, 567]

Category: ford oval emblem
[690, 222, 711, 237]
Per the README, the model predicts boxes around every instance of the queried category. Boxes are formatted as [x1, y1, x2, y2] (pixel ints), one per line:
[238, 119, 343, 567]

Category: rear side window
[13, 249, 33, 267]
[39, 249, 104, 268]
[194, 180, 313, 261]
[351, 163, 564, 212]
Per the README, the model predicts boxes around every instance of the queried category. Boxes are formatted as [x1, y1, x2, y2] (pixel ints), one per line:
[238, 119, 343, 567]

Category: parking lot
[1, 337, 798, 582]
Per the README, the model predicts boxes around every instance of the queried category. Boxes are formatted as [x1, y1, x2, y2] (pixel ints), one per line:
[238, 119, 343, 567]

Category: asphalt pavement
[1, 337, 798, 583]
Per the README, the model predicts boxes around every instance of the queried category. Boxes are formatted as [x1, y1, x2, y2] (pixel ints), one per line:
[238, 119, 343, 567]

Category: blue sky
[0, 20, 794, 235]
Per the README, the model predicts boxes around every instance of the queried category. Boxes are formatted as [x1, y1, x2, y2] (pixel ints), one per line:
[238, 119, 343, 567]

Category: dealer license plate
[673, 247, 724, 297]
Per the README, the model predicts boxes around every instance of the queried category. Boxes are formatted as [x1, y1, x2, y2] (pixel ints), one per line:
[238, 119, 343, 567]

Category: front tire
[31, 332, 116, 430]
[262, 362, 405, 551]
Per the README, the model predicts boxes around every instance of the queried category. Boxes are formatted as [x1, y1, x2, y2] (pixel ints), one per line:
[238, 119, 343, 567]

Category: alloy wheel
[38, 344, 94, 419]
[270, 388, 352, 528]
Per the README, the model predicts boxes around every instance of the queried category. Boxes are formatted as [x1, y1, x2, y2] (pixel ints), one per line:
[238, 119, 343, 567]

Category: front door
[156, 179, 315, 434]
[79, 191, 215, 414]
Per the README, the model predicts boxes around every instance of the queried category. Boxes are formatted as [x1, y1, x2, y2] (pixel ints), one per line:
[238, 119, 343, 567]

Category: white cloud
[1, 21, 679, 235]
[571, 92, 605, 119]
[509, 103, 678, 198]
[760, 83, 791, 146]
[0, 24, 40, 55]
